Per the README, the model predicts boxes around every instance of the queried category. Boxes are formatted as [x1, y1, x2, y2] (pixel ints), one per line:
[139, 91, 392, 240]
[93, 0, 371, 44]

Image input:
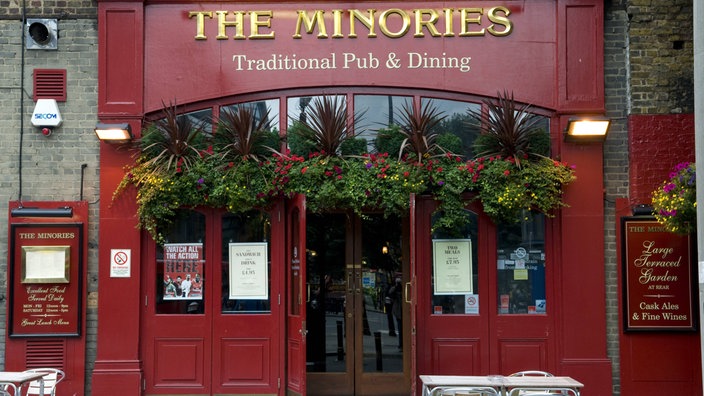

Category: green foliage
[435, 133, 463, 155]
[475, 157, 575, 224]
[340, 137, 368, 156]
[114, 95, 576, 242]
[287, 121, 317, 157]
[374, 125, 405, 157]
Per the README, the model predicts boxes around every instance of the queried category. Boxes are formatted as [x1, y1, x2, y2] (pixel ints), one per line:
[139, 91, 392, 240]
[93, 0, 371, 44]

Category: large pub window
[156, 210, 206, 314]
[430, 209, 480, 315]
[220, 211, 272, 314]
[496, 211, 547, 314]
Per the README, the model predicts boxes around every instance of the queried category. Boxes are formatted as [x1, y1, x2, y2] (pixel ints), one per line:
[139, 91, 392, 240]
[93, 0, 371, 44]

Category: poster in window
[622, 218, 696, 331]
[433, 239, 472, 295]
[163, 243, 203, 300]
[229, 242, 268, 300]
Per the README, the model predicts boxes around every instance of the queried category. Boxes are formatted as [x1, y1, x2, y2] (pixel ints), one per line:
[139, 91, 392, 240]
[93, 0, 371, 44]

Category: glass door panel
[306, 213, 347, 373]
[360, 214, 404, 373]
[306, 212, 409, 396]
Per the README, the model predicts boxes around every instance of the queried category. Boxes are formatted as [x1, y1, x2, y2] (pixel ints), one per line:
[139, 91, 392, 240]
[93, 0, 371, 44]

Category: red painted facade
[85, 1, 699, 395]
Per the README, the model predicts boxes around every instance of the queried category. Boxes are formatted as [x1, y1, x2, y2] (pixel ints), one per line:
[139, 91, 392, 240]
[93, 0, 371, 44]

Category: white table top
[0, 371, 46, 384]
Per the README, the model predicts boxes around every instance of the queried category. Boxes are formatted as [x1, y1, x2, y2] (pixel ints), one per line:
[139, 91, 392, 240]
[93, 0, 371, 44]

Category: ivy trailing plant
[114, 94, 576, 244]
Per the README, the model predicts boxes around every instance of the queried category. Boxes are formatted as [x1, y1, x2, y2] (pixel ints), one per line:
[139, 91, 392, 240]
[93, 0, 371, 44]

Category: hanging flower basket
[113, 96, 576, 243]
[651, 162, 696, 234]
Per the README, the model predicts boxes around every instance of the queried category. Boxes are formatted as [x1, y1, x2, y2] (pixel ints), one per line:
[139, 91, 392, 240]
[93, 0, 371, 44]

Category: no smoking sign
[110, 249, 131, 278]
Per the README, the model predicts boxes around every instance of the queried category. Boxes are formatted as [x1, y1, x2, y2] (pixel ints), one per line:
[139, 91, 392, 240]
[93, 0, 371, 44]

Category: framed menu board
[621, 217, 696, 331]
[9, 223, 83, 337]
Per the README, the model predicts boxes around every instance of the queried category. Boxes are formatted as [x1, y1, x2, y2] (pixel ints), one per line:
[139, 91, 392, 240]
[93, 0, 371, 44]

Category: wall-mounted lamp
[564, 117, 611, 142]
[94, 123, 132, 143]
[11, 206, 73, 217]
[632, 204, 654, 216]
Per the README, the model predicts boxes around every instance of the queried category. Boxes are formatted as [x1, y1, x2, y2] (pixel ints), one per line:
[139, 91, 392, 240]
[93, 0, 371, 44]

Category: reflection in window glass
[286, 95, 345, 156]
[221, 211, 272, 314]
[221, 99, 280, 134]
[421, 98, 480, 159]
[178, 108, 213, 133]
[156, 210, 206, 314]
[354, 95, 411, 153]
[496, 211, 546, 314]
[532, 115, 551, 157]
[430, 209, 479, 315]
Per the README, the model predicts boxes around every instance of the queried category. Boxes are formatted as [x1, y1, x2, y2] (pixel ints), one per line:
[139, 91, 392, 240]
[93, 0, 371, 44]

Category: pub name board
[188, 6, 513, 40]
[622, 218, 695, 331]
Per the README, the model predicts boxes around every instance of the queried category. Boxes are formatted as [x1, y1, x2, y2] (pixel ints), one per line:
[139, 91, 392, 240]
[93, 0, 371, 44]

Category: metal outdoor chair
[430, 386, 500, 396]
[508, 388, 578, 396]
[21, 368, 65, 396]
[508, 371, 561, 396]
[509, 371, 554, 377]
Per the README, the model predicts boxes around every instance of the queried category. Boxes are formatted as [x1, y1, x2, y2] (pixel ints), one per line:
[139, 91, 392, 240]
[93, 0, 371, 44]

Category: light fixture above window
[94, 123, 132, 143]
[564, 117, 610, 142]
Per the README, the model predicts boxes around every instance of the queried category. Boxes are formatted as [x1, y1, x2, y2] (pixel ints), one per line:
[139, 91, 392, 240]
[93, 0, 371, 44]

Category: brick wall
[0, 0, 96, 19]
[0, 11, 99, 394]
[603, 2, 630, 393]
[627, 0, 694, 114]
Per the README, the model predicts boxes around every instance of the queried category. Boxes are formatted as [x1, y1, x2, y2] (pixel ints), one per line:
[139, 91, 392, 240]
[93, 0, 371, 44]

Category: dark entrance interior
[305, 213, 409, 396]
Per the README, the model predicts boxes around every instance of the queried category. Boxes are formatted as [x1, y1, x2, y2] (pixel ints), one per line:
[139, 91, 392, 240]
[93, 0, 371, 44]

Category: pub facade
[1, 0, 701, 395]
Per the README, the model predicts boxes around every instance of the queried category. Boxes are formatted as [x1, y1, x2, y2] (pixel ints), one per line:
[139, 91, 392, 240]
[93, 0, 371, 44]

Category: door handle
[404, 282, 412, 303]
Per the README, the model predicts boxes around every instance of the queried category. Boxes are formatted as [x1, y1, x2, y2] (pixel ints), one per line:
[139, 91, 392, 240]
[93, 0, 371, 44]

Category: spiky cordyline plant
[469, 90, 545, 168]
[214, 104, 276, 162]
[293, 96, 354, 156]
[396, 101, 447, 162]
[139, 101, 209, 173]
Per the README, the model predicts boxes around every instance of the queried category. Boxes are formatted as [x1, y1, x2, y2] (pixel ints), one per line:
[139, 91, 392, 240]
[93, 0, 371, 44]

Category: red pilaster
[557, 116, 612, 395]
[92, 1, 145, 395]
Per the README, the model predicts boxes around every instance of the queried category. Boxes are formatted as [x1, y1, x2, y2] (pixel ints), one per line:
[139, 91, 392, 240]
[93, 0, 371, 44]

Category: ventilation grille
[33, 69, 67, 102]
[25, 339, 66, 370]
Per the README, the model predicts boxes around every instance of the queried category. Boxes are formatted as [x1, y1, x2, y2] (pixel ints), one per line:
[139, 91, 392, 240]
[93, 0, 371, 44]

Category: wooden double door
[302, 213, 411, 396]
[141, 207, 284, 396]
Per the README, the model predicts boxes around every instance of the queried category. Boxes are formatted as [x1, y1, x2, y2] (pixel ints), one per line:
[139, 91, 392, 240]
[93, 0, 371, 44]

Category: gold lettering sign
[189, 7, 512, 40]
[622, 218, 695, 331]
